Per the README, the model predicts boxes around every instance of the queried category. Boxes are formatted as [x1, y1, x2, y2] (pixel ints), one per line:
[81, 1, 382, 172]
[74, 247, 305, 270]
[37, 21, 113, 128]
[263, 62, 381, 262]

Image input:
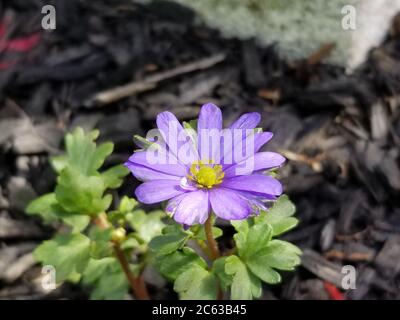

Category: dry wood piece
[0, 215, 43, 239]
[325, 242, 376, 262]
[2, 253, 36, 283]
[320, 219, 336, 251]
[301, 249, 343, 287]
[347, 267, 375, 300]
[375, 236, 400, 277]
[0, 243, 36, 275]
[87, 53, 226, 106]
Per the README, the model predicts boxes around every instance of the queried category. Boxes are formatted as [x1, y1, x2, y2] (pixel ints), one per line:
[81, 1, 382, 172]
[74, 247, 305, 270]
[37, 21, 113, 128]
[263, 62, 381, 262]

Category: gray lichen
[136, 0, 399, 68]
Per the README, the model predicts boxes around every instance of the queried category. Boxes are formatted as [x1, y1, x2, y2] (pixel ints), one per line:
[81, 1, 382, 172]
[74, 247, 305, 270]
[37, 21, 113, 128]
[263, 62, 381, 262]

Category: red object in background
[0, 19, 41, 70]
[4, 33, 40, 52]
[324, 281, 345, 300]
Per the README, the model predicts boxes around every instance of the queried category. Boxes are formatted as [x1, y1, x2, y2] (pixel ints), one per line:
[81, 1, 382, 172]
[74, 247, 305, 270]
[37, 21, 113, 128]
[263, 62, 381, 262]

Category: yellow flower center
[188, 161, 224, 189]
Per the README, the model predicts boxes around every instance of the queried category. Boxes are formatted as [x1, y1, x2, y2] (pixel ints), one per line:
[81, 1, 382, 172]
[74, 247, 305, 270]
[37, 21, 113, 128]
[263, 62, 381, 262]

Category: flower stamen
[188, 161, 224, 189]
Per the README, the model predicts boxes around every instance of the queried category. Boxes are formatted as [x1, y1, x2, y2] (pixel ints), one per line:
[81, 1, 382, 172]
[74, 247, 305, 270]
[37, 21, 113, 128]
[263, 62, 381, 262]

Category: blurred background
[0, 0, 400, 299]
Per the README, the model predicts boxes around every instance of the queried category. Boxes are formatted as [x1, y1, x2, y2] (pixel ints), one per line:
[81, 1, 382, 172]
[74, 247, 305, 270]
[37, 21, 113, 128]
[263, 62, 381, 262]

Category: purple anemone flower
[125, 103, 285, 226]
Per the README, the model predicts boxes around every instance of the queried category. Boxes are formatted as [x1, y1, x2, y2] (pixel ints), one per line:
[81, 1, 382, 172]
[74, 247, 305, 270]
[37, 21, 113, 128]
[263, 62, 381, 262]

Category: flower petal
[167, 190, 209, 225]
[209, 187, 251, 220]
[223, 152, 286, 177]
[254, 132, 273, 151]
[198, 103, 222, 131]
[229, 112, 261, 129]
[128, 151, 187, 177]
[124, 162, 181, 182]
[197, 103, 223, 162]
[135, 180, 186, 204]
[156, 111, 198, 165]
[220, 131, 273, 167]
[221, 174, 282, 196]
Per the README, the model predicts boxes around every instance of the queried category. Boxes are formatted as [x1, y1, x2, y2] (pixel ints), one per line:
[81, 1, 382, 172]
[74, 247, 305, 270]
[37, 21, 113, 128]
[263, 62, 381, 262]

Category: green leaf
[212, 257, 232, 291]
[88, 226, 113, 259]
[225, 255, 261, 300]
[256, 195, 298, 236]
[245, 240, 301, 284]
[257, 240, 301, 270]
[25, 193, 58, 223]
[149, 233, 188, 255]
[120, 236, 140, 250]
[64, 127, 113, 176]
[157, 247, 207, 281]
[240, 223, 273, 259]
[50, 155, 68, 174]
[55, 167, 112, 216]
[82, 258, 129, 300]
[182, 120, 198, 147]
[133, 135, 156, 150]
[100, 164, 129, 189]
[62, 214, 90, 233]
[118, 196, 138, 213]
[233, 213, 301, 285]
[232, 220, 272, 258]
[195, 226, 223, 241]
[126, 210, 165, 244]
[34, 233, 91, 282]
[231, 219, 250, 235]
[245, 258, 282, 284]
[149, 224, 188, 255]
[174, 264, 218, 300]
[182, 119, 198, 131]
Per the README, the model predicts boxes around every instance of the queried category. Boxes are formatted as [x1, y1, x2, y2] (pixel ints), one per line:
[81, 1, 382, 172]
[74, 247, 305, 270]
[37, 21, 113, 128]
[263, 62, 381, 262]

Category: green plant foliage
[225, 255, 262, 300]
[82, 258, 129, 300]
[222, 196, 302, 299]
[55, 167, 112, 216]
[126, 209, 165, 244]
[26, 127, 301, 301]
[26, 193, 58, 223]
[34, 233, 91, 282]
[255, 194, 299, 236]
[149, 225, 189, 255]
[156, 247, 207, 281]
[174, 264, 218, 300]
[88, 226, 113, 259]
[26, 128, 147, 299]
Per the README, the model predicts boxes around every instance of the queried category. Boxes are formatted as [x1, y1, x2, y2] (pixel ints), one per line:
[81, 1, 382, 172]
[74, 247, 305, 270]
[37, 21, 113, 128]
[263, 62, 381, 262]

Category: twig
[87, 53, 226, 106]
[6, 99, 60, 154]
[93, 213, 150, 300]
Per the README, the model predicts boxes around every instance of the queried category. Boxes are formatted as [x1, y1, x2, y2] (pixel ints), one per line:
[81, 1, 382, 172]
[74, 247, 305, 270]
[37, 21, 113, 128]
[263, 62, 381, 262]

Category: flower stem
[93, 213, 150, 300]
[204, 214, 223, 300]
[113, 244, 150, 300]
[204, 214, 220, 260]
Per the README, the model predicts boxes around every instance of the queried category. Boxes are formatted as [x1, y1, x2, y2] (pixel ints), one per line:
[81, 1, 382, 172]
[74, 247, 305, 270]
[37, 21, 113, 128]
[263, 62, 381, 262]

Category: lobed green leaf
[25, 193, 58, 222]
[55, 167, 112, 216]
[225, 255, 261, 300]
[174, 264, 218, 300]
[82, 257, 129, 300]
[34, 233, 91, 282]
[126, 209, 165, 244]
[256, 195, 299, 236]
[157, 247, 207, 281]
